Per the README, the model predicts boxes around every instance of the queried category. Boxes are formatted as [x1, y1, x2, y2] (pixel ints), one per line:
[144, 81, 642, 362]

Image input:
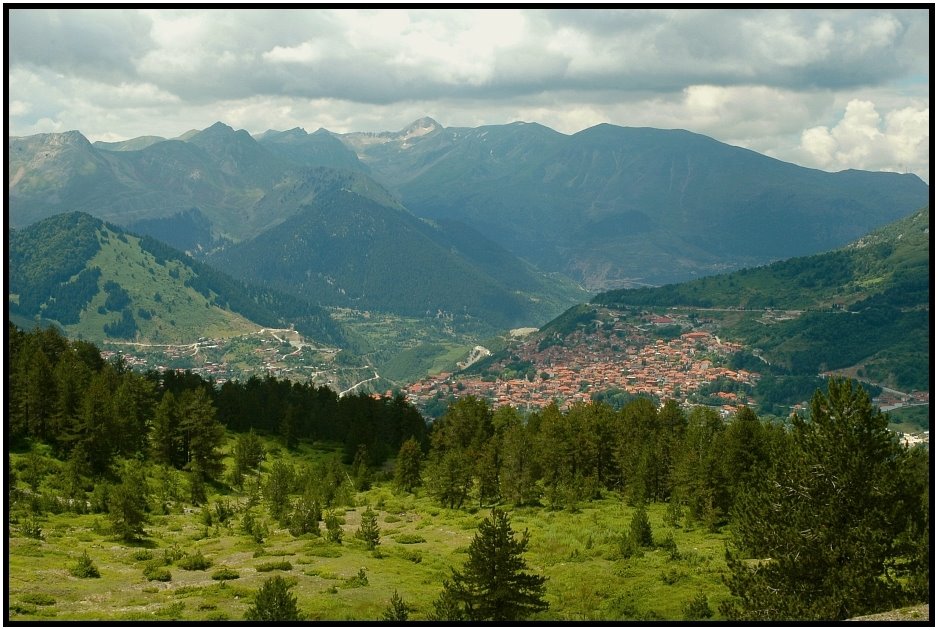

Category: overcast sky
[8, 8, 931, 182]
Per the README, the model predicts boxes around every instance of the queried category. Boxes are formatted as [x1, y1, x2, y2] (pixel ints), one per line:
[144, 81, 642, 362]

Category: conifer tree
[382, 590, 409, 621]
[722, 378, 929, 620]
[178, 388, 225, 481]
[108, 459, 149, 541]
[356, 505, 380, 550]
[244, 575, 304, 621]
[440, 508, 548, 621]
[394, 437, 423, 493]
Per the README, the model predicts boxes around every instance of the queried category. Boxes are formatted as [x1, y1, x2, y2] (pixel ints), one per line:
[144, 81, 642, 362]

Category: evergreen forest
[6, 322, 930, 621]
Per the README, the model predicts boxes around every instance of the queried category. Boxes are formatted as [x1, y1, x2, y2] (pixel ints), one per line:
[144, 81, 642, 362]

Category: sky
[7, 8, 932, 182]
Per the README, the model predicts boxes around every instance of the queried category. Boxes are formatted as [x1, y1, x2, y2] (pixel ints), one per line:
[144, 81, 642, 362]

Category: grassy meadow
[7, 435, 732, 622]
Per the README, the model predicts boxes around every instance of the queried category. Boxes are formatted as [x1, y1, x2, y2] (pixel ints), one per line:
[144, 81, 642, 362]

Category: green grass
[7, 437, 734, 621]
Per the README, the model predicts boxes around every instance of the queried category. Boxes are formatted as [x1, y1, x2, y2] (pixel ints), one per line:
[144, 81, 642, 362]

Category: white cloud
[794, 99, 929, 180]
[7, 8, 930, 181]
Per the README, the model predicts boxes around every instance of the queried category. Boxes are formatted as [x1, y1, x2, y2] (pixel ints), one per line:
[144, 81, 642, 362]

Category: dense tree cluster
[7, 322, 427, 481]
[423, 394, 783, 521]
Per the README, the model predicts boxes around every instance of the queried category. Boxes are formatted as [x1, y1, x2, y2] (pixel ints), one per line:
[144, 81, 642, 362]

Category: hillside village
[405, 311, 760, 415]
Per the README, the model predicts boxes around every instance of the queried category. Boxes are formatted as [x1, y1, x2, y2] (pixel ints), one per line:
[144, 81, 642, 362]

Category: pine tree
[382, 590, 409, 621]
[108, 459, 149, 541]
[178, 388, 225, 481]
[442, 507, 548, 621]
[394, 437, 423, 492]
[150, 391, 183, 468]
[265, 459, 295, 524]
[722, 378, 929, 620]
[356, 505, 380, 550]
[244, 575, 304, 621]
[231, 429, 265, 489]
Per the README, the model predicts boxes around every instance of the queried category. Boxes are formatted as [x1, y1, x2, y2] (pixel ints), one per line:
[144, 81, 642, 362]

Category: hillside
[210, 189, 585, 330]
[7, 124, 397, 246]
[337, 120, 928, 290]
[592, 207, 931, 389]
[8, 212, 345, 346]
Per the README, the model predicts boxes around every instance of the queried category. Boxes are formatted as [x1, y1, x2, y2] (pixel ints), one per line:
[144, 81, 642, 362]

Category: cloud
[7, 8, 930, 181]
[794, 99, 929, 179]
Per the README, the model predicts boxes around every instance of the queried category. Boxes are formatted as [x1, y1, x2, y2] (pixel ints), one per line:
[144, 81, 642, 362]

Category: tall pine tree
[722, 378, 929, 620]
[439, 508, 548, 621]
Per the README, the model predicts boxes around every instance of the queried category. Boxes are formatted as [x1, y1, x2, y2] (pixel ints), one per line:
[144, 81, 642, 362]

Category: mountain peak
[400, 117, 442, 139]
[206, 121, 234, 133]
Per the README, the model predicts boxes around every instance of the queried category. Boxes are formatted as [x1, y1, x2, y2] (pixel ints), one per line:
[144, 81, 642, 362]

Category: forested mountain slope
[210, 189, 584, 329]
[8, 212, 344, 345]
[593, 207, 931, 388]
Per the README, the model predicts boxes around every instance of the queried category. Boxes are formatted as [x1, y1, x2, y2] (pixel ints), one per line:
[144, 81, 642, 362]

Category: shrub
[659, 567, 686, 585]
[325, 511, 343, 544]
[682, 592, 714, 620]
[304, 544, 342, 558]
[178, 551, 212, 571]
[393, 533, 425, 544]
[211, 567, 240, 581]
[20, 517, 43, 540]
[657, 531, 680, 560]
[131, 549, 153, 562]
[397, 548, 423, 564]
[342, 568, 368, 589]
[143, 564, 172, 582]
[9, 603, 38, 616]
[20, 594, 55, 606]
[69, 551, 100, 578]
[256, 560, 293, 572]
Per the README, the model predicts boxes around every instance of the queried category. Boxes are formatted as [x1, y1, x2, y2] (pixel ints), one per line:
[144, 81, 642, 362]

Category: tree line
[7, 322, 427, 482]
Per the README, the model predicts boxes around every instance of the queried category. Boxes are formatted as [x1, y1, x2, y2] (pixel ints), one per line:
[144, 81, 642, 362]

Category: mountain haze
[8, 118, 927, 336]
[336, 120, 928, 290]
[210, 189, 583, 329]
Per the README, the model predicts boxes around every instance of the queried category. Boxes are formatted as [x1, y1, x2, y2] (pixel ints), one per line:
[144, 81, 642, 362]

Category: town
[405, 311, 761, 416]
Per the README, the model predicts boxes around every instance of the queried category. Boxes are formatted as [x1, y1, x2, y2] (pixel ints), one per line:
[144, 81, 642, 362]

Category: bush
[162, 544, 185, 564]
[211, 567, 240, 581]
[131, 549, 153, 562]
[657, 531, 680, 560]
[143, 564, 172, 582]
[256, 560, 293, 572]
[20, 517, 43, 540]
[20, 594, 55, 606]
[682, 592, 714, 620]
[178, 551, 212, 571]
[342, 568, 368, 589]
[393, 533, 425, 544]
[69, 551, 100, 578]
[325, 511, 343, 544]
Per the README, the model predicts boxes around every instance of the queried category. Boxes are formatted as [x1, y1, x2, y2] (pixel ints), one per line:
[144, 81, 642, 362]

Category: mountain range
[7, 117, 928, 346]
[336, 118, 928, 289]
